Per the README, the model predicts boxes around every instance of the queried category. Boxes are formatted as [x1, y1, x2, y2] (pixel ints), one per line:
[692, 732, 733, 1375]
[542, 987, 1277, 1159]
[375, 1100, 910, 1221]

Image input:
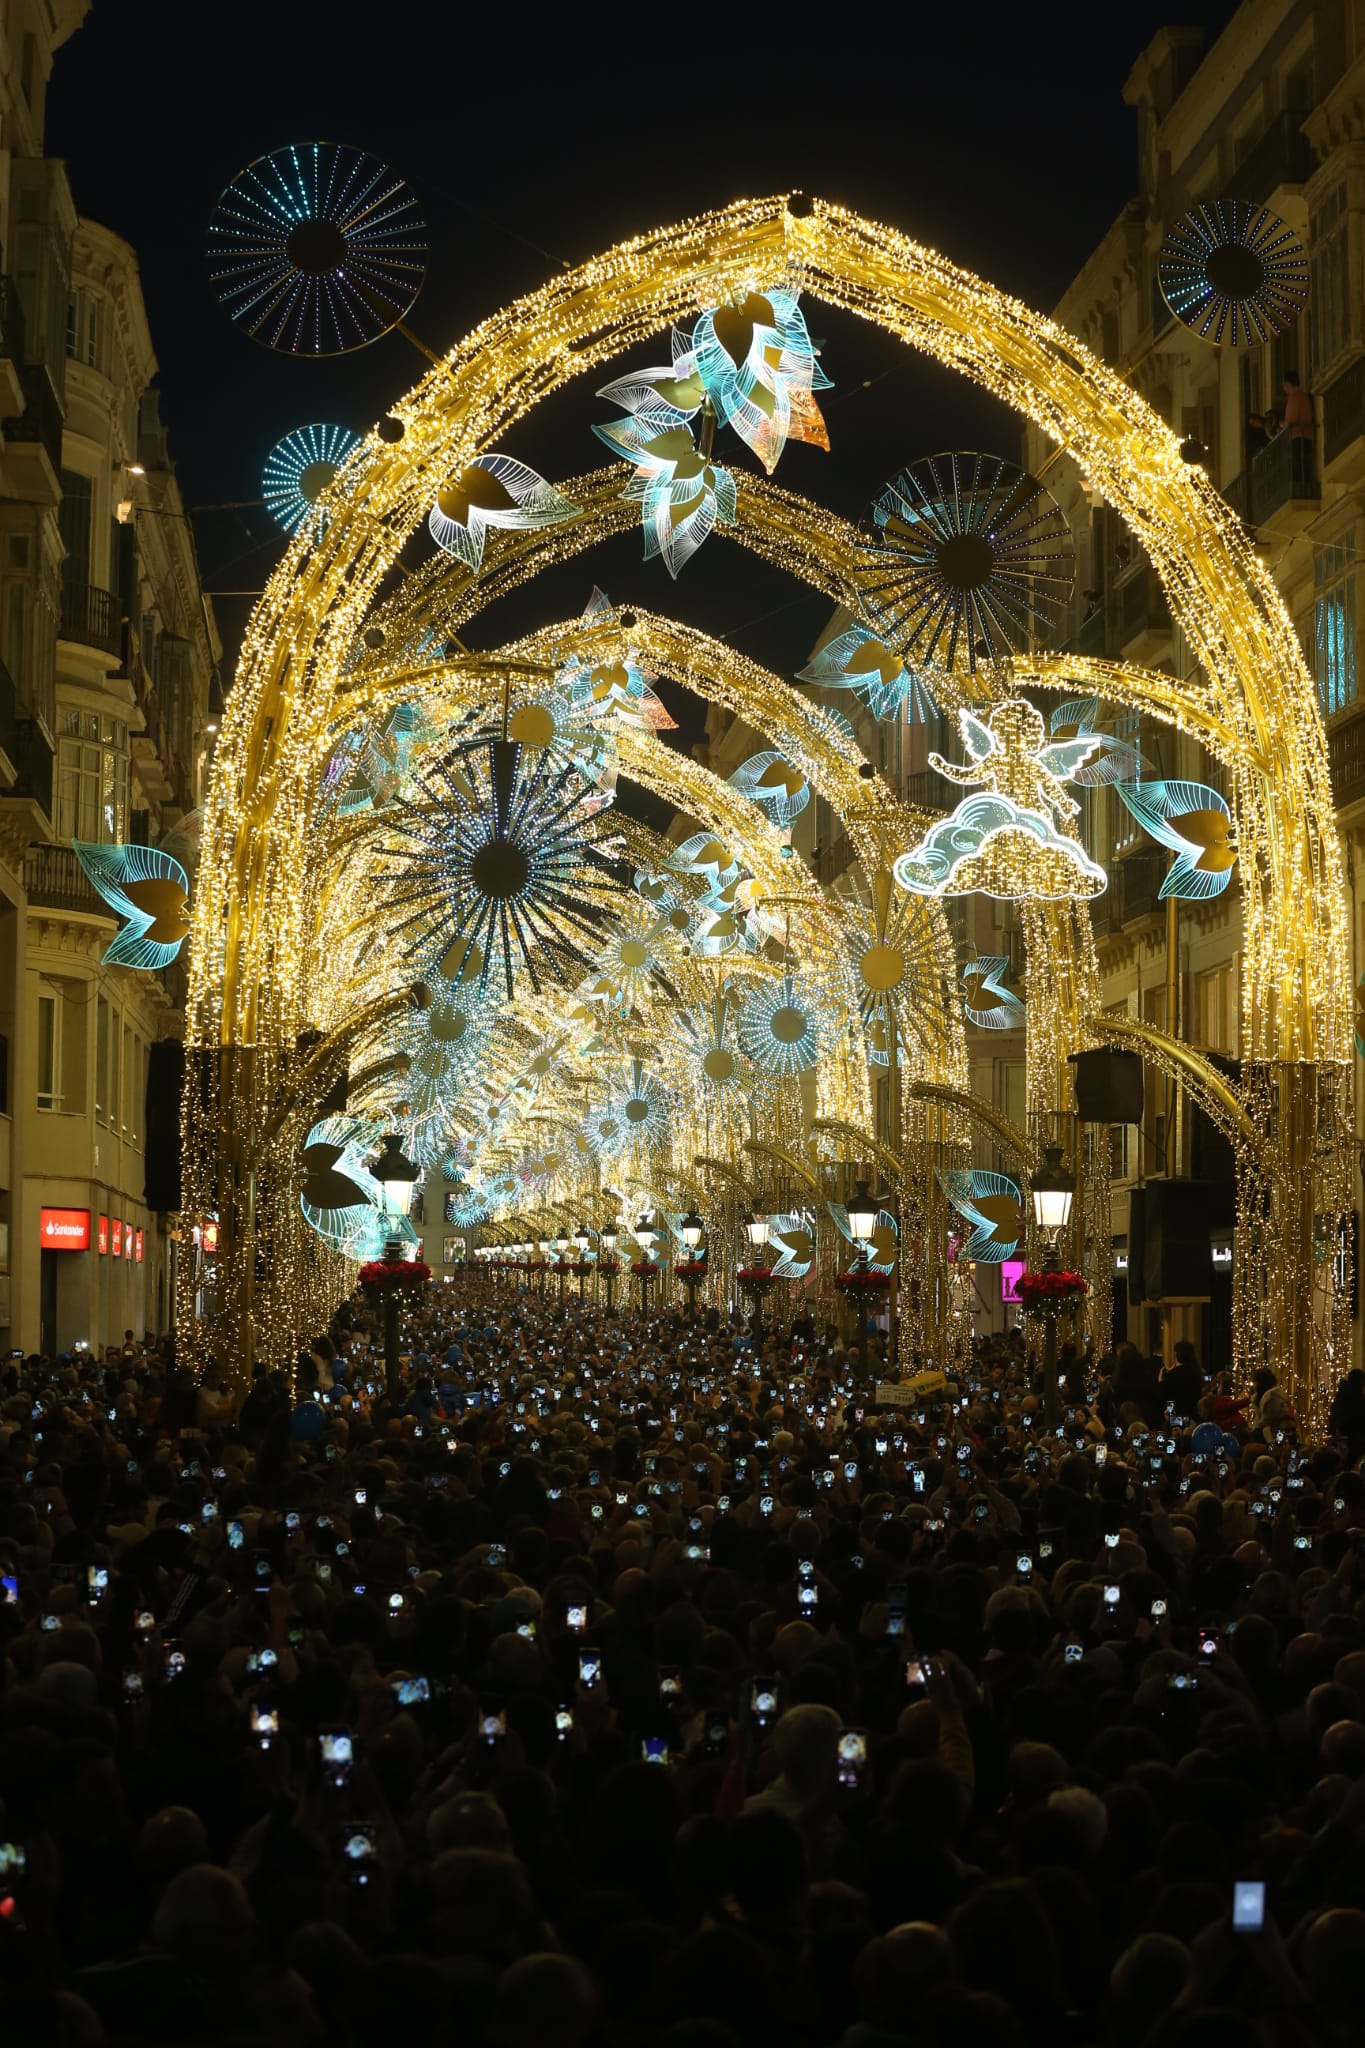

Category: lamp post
[742, 1211, 770, 1338]
[600, 1221, 618, 1311]
[369, 1133, 419, 1401]
[679, 1209, 704, 1316]
[635, 1212, 659, 1312]
[1030, 1142, 1076, 1426]
[555, 1232, 571, 1302]
[574, 1221, 591, 1298]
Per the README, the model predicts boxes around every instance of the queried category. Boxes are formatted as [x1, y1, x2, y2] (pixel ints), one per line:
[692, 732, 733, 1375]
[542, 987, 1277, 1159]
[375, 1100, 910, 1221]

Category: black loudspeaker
[1127, 1185, 1147, 1307]
[1070, 1048, 1144, 1124]
[1140, 1178, 1213, 1300]
[1188, 1055, 1239, 1232]
[145, 1039, 185, 1212]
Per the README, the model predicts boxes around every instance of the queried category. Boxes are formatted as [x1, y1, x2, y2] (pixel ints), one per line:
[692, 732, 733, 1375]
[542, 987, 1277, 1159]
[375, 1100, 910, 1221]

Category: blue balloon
[290, 1398, 326, 1442]
[1191, 1421, 1222, 1457]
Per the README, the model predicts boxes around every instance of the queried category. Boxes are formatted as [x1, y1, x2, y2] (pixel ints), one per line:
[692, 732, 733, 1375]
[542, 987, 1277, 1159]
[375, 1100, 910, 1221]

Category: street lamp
[367, 1133, 420, 1401]
[846, 1179, 879, 1247]
[635, 1211, 658, 1311]
[600, 1219, 619, 1312]
[1029, 1142, 1077, 1425]
[679, 1209, 704, 1315]
[741, 1211, 770, 1337]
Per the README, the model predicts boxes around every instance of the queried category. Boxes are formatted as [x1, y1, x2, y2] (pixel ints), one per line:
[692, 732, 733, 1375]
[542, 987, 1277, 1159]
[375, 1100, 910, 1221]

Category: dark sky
[47, 0, 1241, 727]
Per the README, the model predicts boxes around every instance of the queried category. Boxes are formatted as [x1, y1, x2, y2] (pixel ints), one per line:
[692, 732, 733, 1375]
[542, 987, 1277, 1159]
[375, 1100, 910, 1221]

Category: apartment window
[121, 1023, 133, 1133]
[59, 469, 93, 590]
[56, 711, 127, 842]
[1310, 185, 1352, 379]
[1109, 1124, 1130, 1181]
[1196, 961, 1239, 1055]
[1314, 538, 1357, 716]
[36, 989, 58, 1111]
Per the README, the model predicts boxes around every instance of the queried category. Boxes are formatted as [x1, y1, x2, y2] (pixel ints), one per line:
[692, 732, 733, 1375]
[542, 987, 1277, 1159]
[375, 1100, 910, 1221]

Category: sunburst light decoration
[861, 454, 1074, 673]
[73, 842, 191, 970]
[1159, 201, 1308, 347]
[961, 955, 1025, 1030]
[1114, 780, 1238, 898]
[798, 623, 941, 722]
[263, 424, 363, 535]
[728, 751, 810, 828]
[737, 972, 832, 1076]
[894, 702, 1108, 900]
[383, 736, 621, 1000]
[428, 455, 579, 573]
[676, 984, 751, 1093]
[207, 142, 427, 356]
[936, 1169, 1022, 1262]
[443, 1170, 490, 1229]
[837, 866, 915, 1067]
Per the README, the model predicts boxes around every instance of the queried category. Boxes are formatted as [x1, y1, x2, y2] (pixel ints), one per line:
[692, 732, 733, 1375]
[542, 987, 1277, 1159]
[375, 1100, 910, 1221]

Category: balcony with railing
[1116, 564, 1172, 653]
[59, 580, 123, 658]
[1069, 604, 1112, 661]
[1247, 429, 1319, 524]
[0, 277, 24, 419]
[23, 844, 110, 916]
[1329, 705, 1365, 812]
[10, 719, 52, 821]
[1225, 108, 1315, 204]
[902, 769, 949, 814]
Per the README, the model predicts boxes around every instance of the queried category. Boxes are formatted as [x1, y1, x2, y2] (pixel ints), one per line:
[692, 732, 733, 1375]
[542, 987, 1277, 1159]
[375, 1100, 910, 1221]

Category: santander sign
[40, 1207, 90, 1251]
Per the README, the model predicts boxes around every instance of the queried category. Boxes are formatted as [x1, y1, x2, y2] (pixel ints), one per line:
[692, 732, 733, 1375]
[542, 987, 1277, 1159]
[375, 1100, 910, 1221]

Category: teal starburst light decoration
[73, 842, 191, 970]
[263, 423, 362, 534]
[737, 973, 831, 1076]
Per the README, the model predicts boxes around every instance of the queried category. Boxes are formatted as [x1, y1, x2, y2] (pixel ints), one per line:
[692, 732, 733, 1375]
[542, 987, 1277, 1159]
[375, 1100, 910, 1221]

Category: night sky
[47, 0, 1240, 739]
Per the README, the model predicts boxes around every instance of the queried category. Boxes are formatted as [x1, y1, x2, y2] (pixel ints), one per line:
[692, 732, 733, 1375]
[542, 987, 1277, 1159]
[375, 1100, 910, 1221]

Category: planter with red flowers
[835, 1268, 893, 1296]
[357, 1259, 431, 1297]
[1015, 1269, 1088, 1319]
[674, 1259, 708, 1282]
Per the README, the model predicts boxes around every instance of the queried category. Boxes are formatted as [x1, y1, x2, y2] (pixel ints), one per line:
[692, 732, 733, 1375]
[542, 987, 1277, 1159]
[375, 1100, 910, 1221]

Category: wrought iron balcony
[23, 844, 107, 914]
[7, 362, 63, 476]
[1247, 431, 1319, 522]
[11, 719, 52, 819]
[60, 580, 122, 657]
[1113, 852, 1165, 925]
[1225, 109, 1315, 204]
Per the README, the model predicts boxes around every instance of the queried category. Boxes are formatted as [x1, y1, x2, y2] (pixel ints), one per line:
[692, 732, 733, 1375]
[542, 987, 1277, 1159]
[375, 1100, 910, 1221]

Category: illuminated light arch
[186, 196, 1350, 1415]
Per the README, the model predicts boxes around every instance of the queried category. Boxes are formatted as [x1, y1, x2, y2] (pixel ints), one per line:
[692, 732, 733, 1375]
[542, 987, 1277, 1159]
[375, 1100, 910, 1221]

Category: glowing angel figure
[765, 1211, 815, 1278]
[1048, 698, 1143, 785]
[931, 701, 1104, 824]
[828, 1201, 898, 1273]
[428, 454, 579, 572]
[73, 842, 191, 970]
[798, 624, 940, 723]
[691, 287, 832, 474]
[1113, 781, 1238, 900]
[728, 752, 810, 828]
[936, 1169, 1023, 1263]
[961, 955, 1025, 1031]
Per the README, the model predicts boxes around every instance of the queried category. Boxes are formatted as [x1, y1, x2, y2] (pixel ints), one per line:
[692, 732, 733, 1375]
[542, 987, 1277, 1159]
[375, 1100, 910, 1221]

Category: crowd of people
[2, 1279, 1365, 2048]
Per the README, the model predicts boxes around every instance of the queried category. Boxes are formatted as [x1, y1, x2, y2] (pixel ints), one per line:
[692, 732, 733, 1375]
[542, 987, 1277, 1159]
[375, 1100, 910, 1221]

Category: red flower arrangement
[1015, 1269, 1088, 1317]
[570, 1260, 594, 1278]
[357, 1259, 431, 1295]
[526, 1259, 549, 1272]
[596, 1257, 621, 1275]
[675, 1259, 708, 1280]
[835, 1268, 893, 1294]
[737, 1266, 777, 1290]
[631, 1259, 659, 1278]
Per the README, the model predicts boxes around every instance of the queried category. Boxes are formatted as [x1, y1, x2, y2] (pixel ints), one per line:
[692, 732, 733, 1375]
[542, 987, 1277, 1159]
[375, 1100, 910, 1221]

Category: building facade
[0, 2, 217, 1354]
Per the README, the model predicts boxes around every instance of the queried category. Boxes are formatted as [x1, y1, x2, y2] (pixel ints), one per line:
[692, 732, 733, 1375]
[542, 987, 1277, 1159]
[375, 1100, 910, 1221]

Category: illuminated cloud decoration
[936, 1169, 1023, 1262]
[862, 454, 1074, 673]
[428, 455, 579, 572]
[1158, 200, 1308, 348]
[73, 842, 191, 970]
[894, 703, 1108, 900]
[961, 955, 1025, 1031]
[263, 423, 363, 534]
[383, 736, 620, 999]
[1114, 780, 1238, 899]
[208, 142, 427, 356]
[797, 624, 940, 723]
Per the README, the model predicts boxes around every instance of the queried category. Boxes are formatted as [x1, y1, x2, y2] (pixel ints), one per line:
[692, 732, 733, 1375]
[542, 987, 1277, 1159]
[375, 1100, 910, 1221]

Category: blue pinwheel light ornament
[73, 842, 191, 970]
[728, 751, 810, 828]
[263, 422, 362, 534]
[936, 1169, 1023, 1263]
[797, 624, 940, 723]
[1113, 781, 1237, 899]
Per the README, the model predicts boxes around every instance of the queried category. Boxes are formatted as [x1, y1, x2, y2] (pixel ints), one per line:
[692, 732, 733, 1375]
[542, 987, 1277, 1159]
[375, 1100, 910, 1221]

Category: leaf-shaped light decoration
[737, 972, 832, 1076]
[936, 1169, 1022, 1263]
[667, 832, 741, 888]
[797, 624, 940, 723]
[691, 286, 832, 473]
[1113, 780, 1237, 899]
[765, 1210, 815, 1278]
[557, 589, 678, 732]
[592, 413, 736, 577]
[299, 1113, 417, 1262]
[428, 454, 579, 572]
[73, 842, 191, 970]
[728, 751, 811, 828]
[961, 954, 1025, 1031]
[1048, 698, 1142, 785]
[828, 1201, 898, 1273]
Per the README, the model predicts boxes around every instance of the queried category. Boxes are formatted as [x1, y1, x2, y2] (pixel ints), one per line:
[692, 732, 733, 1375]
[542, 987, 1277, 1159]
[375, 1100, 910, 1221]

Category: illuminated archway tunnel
[182, 196, 1352, 1418]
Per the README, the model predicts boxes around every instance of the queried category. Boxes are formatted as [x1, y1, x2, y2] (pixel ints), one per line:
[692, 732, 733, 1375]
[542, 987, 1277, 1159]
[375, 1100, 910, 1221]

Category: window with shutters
[1314, 537, 1358, 716]
[1310, 185, 1353, 380]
